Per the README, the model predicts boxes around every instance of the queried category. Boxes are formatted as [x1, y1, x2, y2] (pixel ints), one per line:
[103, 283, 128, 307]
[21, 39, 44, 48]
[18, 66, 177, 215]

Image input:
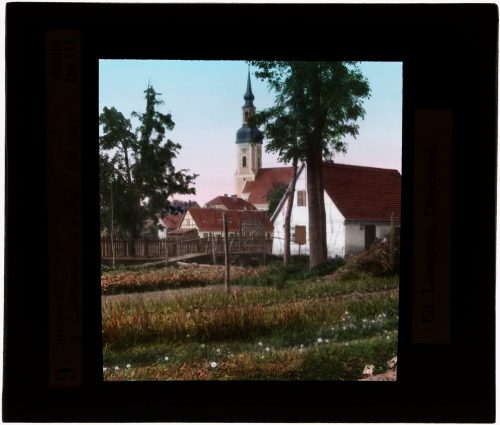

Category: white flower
[258, 341, 263, 346]
[363, 364, 375, 376]
[387, 356, 398, 369]
[342, 326, 346, 330]
[126, 364, 131, 368]
[265, 347, 270, 352]
[216, 348, 221, 354]
[164, 356, 169, 361]
[345, 311, 349, 315]
[201, 344, 206, 348]
[386, 335, 390, 340]
[344, 342, 349, 346]
[325, 339, 330, 343]
[114, 366, 120, 371]
[300, 344, 304, 348]
[187, 334, 190, 338]
[210, 361, 217, 368]
[317, 338, 323, 343]
[103, 367, 108, 372]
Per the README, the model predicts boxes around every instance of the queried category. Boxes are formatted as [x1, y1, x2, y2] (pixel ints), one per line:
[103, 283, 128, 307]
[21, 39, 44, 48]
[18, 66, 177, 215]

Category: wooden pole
[110, 180, 115, 268]
[389, 212, 395, 268]
[165, 226, 169, 265]
[211, 234, 217, 265]
[223, 212, 230, 293]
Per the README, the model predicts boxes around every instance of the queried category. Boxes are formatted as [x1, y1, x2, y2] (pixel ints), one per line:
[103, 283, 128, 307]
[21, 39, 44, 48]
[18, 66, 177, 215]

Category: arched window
[244, 111, 249, 122]
[242, 156, 247, 167]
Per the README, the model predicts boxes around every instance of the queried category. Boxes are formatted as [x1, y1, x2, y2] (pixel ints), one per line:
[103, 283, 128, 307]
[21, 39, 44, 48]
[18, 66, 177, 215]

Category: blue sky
[99, 60, 402, 206]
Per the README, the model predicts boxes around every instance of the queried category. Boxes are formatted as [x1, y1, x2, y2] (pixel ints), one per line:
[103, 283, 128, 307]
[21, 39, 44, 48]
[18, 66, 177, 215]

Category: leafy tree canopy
[99, 84, 198, 240]
[249, 61, 371, 161]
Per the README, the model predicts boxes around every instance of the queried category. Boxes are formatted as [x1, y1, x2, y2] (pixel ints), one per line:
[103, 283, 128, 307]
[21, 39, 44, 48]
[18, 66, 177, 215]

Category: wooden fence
[101, 236, 273, 259]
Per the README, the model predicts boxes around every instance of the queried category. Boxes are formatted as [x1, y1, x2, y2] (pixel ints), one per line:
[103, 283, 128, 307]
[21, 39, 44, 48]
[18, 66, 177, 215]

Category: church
[234, 71, 294, 211]
[232, 71, 401, 257]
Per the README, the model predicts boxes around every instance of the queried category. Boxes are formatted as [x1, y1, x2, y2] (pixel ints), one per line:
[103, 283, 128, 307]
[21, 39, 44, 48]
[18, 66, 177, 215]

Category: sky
[99, 60, 402, 206]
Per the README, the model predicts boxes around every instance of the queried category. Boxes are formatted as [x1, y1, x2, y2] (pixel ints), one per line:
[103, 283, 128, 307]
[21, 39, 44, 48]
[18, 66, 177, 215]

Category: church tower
[235, 70, 263, 197]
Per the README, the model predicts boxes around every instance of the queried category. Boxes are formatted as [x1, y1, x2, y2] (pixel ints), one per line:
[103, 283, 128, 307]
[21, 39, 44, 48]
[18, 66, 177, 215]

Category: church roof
[205, 195, 257, 211]
[236, 126, 263, 144]
[242, 167, 295, 206]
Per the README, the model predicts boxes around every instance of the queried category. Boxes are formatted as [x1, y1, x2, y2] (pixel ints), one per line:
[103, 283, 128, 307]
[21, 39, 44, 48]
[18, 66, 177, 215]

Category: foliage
[267, 183, 288, 216]
[234, 255, 345, 288]
[249, 61, 371, 156]
[99, 84, 198, 240]
[248, 61, 370, 268]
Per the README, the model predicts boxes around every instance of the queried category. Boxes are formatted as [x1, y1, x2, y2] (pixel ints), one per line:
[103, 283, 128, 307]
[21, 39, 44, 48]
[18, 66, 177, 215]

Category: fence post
[223, 213, 230, 294]
[389, 212, 395, 268]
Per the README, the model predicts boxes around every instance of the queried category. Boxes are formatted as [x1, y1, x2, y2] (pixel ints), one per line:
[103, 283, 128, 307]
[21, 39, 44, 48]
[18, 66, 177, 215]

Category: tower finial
[244, 68, 254, 106]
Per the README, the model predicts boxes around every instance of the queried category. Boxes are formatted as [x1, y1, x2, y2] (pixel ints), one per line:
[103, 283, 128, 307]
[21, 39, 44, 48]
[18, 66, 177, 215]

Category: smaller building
[205, 194, 257, 211]
[157, 213, 185, 239]
[179, 208, 273, 238]
[271, 161, 401, 258]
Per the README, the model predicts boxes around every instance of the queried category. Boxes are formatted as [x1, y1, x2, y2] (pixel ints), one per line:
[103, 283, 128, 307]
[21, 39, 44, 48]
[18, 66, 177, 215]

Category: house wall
[179, 211, 197, 230]
[272, 170, 346, 258]
[344, 222, 393, 255]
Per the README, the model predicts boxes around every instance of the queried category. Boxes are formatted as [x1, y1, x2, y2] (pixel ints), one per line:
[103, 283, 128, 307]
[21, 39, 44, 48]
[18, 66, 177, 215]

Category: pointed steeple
[243, 68, 255, 107]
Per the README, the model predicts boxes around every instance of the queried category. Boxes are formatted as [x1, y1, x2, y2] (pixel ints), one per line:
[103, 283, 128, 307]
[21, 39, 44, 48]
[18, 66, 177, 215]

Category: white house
[271, 161, 401, 258]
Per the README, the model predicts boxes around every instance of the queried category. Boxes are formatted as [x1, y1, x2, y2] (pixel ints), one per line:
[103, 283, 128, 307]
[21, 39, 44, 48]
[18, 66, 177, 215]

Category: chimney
[231, 194, 237, 200]
[224, 194, 228, 197]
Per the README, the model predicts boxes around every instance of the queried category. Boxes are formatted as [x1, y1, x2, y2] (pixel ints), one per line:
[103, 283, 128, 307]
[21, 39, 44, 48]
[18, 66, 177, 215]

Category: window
[242, 156, 247, 168]
[294, 225, 306, 245]
[297, 190, 306, 206]
[244, 111, 249, 122]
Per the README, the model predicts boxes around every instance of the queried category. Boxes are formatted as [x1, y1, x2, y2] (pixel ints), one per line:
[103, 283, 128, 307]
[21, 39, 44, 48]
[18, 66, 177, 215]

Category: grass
[102, 262, 399, 380]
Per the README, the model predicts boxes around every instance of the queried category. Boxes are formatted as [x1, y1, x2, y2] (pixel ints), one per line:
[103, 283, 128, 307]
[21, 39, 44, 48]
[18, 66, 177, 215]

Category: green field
[102, 258, 399, 381]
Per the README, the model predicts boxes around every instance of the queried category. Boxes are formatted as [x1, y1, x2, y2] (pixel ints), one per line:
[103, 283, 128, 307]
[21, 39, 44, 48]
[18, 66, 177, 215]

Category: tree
[99, 84, 198, 253]
[267, 183, 288, 216]
[249, 61, 370, 269]
[253, 96, 305, 268]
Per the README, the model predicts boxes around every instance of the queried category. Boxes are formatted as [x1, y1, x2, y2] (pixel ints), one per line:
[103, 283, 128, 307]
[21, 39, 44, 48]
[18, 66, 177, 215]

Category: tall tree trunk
[283, 160, 298, 268]
[306, 134, 328, 269]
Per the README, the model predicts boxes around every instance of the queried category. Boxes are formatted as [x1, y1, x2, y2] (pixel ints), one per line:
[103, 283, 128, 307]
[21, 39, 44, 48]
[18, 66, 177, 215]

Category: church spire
[243, 68, 255, 107]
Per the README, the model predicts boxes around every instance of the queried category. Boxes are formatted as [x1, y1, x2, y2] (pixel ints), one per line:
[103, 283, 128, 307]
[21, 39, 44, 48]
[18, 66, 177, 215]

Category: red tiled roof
[242, 167, 294, 205]
[322, 162, 401, 222]
[205, 195, 257, 211]
[186, 208, 273, 233]
[160, 214, 184, 230]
